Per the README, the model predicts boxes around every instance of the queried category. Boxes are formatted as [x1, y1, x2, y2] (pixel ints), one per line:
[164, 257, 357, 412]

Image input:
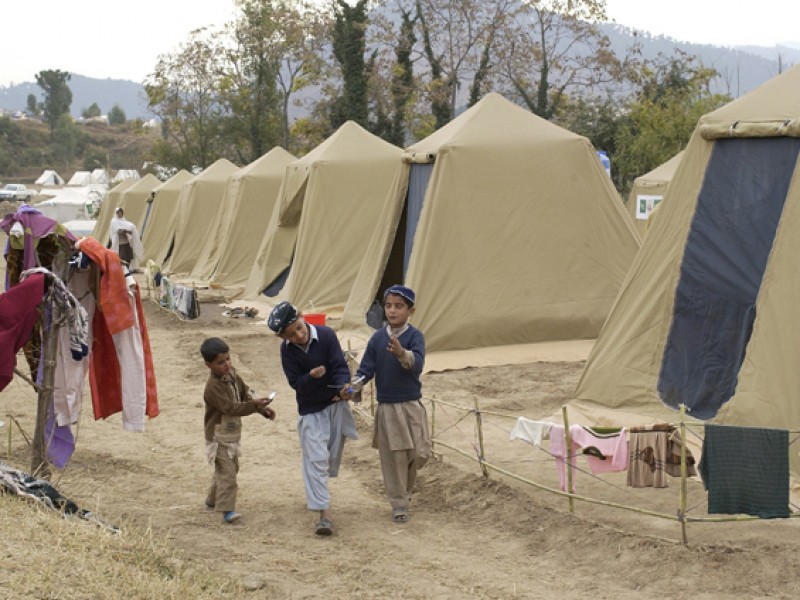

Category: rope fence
[425, 395, 800, 544]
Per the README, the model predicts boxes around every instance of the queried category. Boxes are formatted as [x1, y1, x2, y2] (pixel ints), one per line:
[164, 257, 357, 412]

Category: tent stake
[474, 396, 489, 478]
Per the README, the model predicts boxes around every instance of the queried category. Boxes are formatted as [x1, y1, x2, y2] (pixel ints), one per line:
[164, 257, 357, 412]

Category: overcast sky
[1, 0, 798, 87]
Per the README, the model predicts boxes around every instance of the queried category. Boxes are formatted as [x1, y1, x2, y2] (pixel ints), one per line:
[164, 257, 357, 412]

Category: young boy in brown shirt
[201, 337, 275, 524]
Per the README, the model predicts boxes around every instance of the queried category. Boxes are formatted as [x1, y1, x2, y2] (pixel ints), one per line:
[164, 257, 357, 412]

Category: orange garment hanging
[78, 238, 158, 423]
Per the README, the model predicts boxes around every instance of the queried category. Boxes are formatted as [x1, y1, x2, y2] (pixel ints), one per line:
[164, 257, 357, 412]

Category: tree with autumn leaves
[143, 0, 728, 195]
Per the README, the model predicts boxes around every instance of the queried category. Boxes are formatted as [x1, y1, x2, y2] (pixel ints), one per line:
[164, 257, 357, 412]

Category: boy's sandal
[392, 507, 409, 523]
[315, 518, 333, 536]
[223, 511, 241, 524]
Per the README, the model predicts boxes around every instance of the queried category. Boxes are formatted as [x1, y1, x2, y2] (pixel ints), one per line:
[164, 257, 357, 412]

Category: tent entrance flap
[262, 264, 291, 298]
[658, 137, 800, 418]
[378, 206, 408, 307]
[403, 163, 433, 275]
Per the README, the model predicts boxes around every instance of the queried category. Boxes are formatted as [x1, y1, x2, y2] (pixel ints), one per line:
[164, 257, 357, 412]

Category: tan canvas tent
[161, 159, 238, 274]
[200, 147, 296, 286]
[92, 178, 137, 245]
[191, 148, 296, 279]
[119, 174, 162, 232]
[244, 122, 403, 309]
[341, 92, 641, 352]
[627, 150, 685, 235]
[572, 64, 800, 478]
[141, 170, 193, 263]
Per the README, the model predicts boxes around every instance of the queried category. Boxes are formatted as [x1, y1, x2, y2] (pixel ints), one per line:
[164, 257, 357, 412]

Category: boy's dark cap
[268, 301, 299, 333]
[384, 284, 415, 306]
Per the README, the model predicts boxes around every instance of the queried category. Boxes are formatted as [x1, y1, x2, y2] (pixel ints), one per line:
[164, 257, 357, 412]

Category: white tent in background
[91, 169, 110, 184]
[67, 171, 93, 186]
[112, 169, 141, 183]
[35, 169, 65, 186]
[35, 188, 97, 222]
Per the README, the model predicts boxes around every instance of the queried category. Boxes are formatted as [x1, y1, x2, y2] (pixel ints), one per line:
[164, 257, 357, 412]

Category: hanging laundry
[550, 424, 628, 492]
[173, 284, 200, 319]
[2, 206, 76, 379]
[77, 238, 158, 431]
[52, 267, 96, 426]
[698, 424, 789, 518]
[0, 273, 45, 391]
[21, 267, 89, 360]
[0, 204, 77, 273]
[627, 424, 697, 488]
[509, 417, 553, 447]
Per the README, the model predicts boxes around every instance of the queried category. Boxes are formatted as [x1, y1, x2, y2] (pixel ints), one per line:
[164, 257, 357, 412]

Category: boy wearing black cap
[351, 285, 430, 524]
[267, 301, 357, 536]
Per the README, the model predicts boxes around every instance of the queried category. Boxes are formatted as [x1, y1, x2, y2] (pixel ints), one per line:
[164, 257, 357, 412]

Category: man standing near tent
[110, 207, 143, 270]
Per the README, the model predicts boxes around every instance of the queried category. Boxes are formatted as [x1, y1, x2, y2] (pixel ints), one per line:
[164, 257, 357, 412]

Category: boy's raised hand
[309, 365, 326, 379]
[259, 406, 276, 420]
[386, 335, 404, 358]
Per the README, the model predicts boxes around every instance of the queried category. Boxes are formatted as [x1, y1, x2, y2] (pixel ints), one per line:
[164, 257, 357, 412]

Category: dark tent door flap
[658, 137, 800, 418]
[403, 163, 433, 276]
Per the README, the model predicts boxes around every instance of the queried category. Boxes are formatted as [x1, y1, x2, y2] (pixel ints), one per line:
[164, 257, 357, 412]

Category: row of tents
[91, 63, 800, 479]
[35, 169, 141, 187]
[92, 92, 642, 352]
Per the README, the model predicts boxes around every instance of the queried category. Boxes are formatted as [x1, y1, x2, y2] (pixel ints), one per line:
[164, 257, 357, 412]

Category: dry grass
[0, 495, 242, 599]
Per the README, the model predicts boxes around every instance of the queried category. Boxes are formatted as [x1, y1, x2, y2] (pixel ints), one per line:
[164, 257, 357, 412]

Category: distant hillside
[600, 23, 800, 97]
[0, 74, 149, 120]
[1, 26, 797, 122]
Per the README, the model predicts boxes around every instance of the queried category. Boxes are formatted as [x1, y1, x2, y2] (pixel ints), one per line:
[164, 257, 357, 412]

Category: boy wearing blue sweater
[353, 285, 431, 523]
[268, 301, 357, 536]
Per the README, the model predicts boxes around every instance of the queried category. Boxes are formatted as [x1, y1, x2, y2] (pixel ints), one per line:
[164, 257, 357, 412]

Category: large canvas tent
[341, 92, 641, 352]
[140, 170, 193, 263]
[572, 64, 800, 478]
[119, 174, 162, 232]
[199, 147, 296, 286]
[91, 178, 137, 245]
[161, 159, 238, 274]
[244, 122, 403, 309]
[627, 150, 685, 235]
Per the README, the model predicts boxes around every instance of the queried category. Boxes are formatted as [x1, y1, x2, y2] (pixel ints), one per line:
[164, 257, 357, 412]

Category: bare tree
[414, 0, 518, 128]
[499, 0, 635, 119]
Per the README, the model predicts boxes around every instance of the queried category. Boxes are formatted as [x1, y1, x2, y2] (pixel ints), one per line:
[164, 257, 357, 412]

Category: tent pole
[679, 404, 689, 544]
[562, 405, 575, 513]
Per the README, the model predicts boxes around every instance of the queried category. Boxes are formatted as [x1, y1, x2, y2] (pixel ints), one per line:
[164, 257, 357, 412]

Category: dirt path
[3, 295, 800, 598]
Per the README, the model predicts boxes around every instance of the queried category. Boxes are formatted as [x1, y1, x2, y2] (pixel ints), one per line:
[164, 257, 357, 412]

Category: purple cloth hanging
[1, 205, 77, 274]
[35, 300, 76, 469]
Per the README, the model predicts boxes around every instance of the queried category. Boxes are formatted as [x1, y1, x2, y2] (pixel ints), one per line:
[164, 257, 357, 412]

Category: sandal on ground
[315, 518, 333, 536]
[223, 511, 241, 524]
[392, 507, 409, 523]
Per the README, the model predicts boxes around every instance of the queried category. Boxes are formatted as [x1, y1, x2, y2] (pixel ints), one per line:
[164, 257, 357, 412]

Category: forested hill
[0, 24, 797, 121]
[0, 74, 149, 120]
[601, 24, 800, 97]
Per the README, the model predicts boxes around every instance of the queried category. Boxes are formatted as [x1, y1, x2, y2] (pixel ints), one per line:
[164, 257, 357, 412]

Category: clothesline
[424, 395, 800, 436]
[425, 395, 800, 542]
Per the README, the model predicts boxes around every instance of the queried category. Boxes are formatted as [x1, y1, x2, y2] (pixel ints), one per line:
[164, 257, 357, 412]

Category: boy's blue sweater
[280, 325, 351, 415]
[356, 326, 424, 403]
